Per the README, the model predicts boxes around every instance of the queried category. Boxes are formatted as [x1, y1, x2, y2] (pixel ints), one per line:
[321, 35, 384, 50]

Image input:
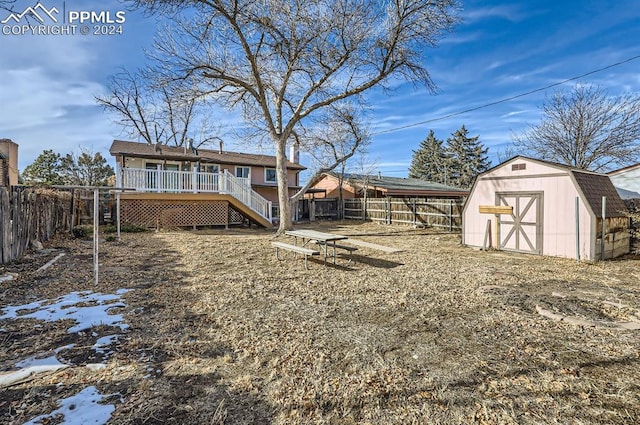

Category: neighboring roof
[616, 187, 640, 200]
[326, 172, 469, 196]
[109, 140, 306, 170]
[476, 156, 628, 218]
[608, 163, 640, 176]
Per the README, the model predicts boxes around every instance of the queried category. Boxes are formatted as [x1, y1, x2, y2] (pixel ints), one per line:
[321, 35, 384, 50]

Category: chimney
[218, 140, 223, 154]
[289, 142, 299, 164]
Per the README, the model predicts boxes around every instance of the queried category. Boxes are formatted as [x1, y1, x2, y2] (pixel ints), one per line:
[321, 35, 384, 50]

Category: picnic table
[271, 229, 402, 269]
[285, 229, 350, 265]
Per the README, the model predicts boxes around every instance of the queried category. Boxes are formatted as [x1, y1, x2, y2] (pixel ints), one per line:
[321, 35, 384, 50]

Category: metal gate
[497, 192, 543, 254]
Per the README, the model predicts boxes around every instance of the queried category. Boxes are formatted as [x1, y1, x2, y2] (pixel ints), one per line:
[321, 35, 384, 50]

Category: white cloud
[460, 5, 532, 24]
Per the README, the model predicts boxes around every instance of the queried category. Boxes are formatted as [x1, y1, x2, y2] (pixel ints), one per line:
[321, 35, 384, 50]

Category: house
[110, 140, 306, 228]
[0, 139, 19, 187]
[462, 156, 630, 261]
[609, 163, 640, 199]
[308, 172, 469, 199]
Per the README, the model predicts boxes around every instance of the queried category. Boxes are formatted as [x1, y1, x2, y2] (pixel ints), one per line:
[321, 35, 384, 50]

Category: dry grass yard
[1, 221, 640, 424]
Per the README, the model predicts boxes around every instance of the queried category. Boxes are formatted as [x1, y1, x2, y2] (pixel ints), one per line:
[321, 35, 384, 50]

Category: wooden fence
[0, 186, 72, 264]
[625, 198, 640, 253]
[343, 197, 464, 230]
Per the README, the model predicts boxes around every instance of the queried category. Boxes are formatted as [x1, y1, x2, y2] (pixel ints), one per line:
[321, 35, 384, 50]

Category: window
[265, 168, 277, 183]
[201, 164, 219, 174]
[235, 166, 250, 179]
[511, 163, 526, 171]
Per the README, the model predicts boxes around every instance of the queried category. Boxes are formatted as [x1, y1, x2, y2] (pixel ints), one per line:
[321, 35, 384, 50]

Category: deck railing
[120, 168, 272, 222]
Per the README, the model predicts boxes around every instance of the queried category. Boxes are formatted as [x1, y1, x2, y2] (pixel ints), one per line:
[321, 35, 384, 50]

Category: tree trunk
[276, 140, 292, 233]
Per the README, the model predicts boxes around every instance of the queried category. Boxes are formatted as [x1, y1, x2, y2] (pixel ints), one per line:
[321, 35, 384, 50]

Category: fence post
[601, 196, 606, 261]
[449, 200, 453, 232]
[93, 189, 99, 286]
[411, 198, 418, 226]
[117, 192, 121, 241]
[310, 199, 315, 222]
[0, 187, 8, 263]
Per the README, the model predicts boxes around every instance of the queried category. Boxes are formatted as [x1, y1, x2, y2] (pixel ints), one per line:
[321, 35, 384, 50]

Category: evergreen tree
[21, 150, 64, 185]
[60, 150, 115, 186]
[408, 130, 448, 183]
[445, 125, 490, 188]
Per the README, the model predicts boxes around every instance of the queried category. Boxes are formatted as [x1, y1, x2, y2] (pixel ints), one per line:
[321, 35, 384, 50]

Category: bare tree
[303, 104, 371, 218]
[0, 1, 19, 13]
[96, 69, 222, 149]
[124, 0, 458, 232]
[513, 84, 640, 172]
[348, 150, 379, 219]
[495, 143, 519, 164]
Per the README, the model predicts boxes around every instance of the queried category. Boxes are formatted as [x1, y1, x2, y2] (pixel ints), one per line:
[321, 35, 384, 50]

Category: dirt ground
[1, 221, 640, 424]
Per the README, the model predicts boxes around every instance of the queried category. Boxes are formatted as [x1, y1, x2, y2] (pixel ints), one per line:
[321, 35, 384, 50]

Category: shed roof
[571, 171, 628, 218]
[477, 156, 628, 218]
[110, 140, 306, 170]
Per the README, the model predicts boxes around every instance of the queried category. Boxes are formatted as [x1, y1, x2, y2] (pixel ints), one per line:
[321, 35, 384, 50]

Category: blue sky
[1, 0, 639, 177]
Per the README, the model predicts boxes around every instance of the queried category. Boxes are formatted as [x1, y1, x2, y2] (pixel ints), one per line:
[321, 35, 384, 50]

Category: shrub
[103, 224, 147, 233]
[72, 226, 92, 239]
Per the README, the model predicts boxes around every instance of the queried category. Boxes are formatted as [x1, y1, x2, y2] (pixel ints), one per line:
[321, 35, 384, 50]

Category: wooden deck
[118, 192, 273, 228]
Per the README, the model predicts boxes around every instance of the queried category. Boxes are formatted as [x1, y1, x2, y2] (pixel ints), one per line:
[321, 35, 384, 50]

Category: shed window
[512, 163, 526, 171]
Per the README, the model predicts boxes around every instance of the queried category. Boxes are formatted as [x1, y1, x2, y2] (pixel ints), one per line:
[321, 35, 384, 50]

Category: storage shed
[462, 156, 630, 260]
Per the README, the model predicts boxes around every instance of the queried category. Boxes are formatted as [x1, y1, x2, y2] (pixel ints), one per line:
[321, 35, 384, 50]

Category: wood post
[601, 196, 606, 261]
[575, 197, 580, 262]
[93, 189, 99, 286]
[449, 200, 453, 232]
[482, 219, 492, 250]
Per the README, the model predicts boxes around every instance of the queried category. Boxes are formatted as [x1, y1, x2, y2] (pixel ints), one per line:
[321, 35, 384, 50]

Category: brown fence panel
[342, 197, 464, 230]
[0, 187, 72, 264]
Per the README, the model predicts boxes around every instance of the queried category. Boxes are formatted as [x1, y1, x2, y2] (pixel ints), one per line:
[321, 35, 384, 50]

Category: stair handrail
[221, 170, 272, 222]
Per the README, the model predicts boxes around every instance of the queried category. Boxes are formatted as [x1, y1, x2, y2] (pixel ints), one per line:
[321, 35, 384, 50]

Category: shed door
[496, 192, 543, 254]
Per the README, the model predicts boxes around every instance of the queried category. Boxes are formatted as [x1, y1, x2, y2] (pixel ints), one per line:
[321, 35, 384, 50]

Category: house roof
[608, 163, 640, 176]
[616, 187, 640, 200]
[477, 156, 628, 218]
[327, 172, 469, 197]
[109, 140, 306, 170]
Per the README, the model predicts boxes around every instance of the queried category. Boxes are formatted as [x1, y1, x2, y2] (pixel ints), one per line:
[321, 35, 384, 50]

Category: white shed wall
[463, 159, 594, 260]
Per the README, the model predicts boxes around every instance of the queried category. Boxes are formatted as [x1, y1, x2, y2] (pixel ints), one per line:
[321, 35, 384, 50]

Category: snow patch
[0, 289, 131, 333]
[92, 334, 120, 354]
[22, 386, 117, 425]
